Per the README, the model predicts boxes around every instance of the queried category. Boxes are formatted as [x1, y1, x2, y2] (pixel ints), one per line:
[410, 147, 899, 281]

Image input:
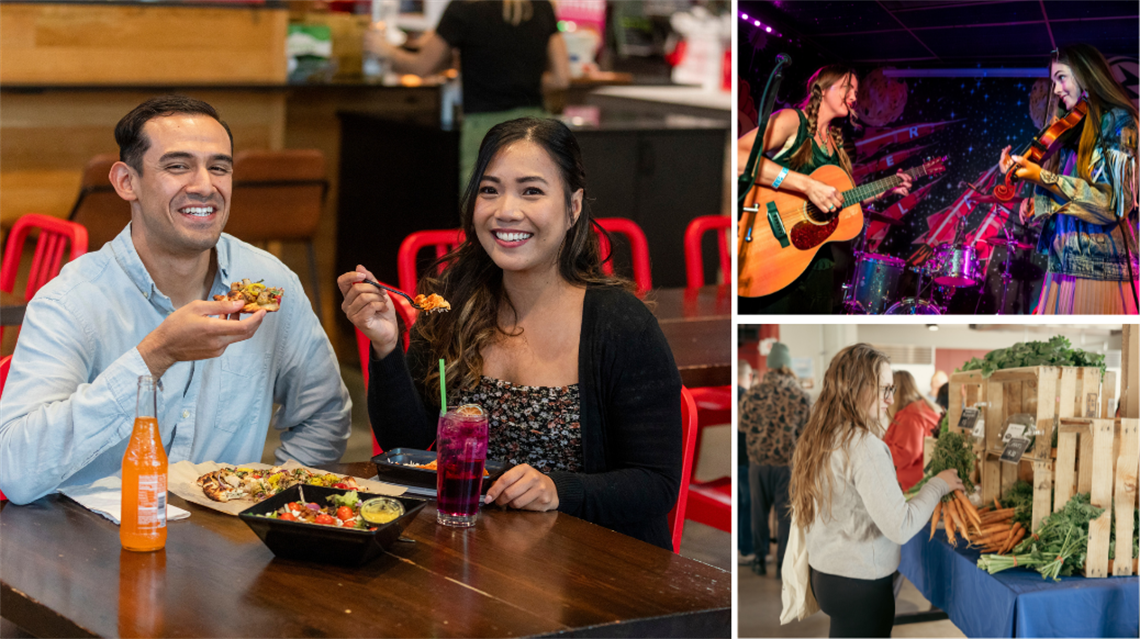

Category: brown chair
[68, 154, 131, 251]
[227, 149, 329, 312]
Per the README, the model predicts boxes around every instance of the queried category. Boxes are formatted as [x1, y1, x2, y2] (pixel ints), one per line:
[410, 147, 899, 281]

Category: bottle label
[137, 474, 167, 530]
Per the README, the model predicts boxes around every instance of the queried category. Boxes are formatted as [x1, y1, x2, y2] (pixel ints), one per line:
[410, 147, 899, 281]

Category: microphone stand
[738, 53, 791, 281]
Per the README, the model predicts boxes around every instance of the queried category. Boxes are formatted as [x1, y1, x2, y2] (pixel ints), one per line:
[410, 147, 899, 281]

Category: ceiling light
[927, 324, 939, 331]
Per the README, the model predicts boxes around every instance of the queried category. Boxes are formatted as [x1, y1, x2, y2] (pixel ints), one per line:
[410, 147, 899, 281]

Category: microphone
[775, 53, 793, 67]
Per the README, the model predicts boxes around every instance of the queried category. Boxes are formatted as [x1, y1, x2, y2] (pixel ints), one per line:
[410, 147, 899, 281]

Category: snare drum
[933, 244, 980, 287]
[884, 298, 942, 315]
[849, 253, 905, 314]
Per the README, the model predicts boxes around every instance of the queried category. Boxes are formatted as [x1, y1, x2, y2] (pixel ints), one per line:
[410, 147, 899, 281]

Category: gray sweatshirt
[805, 429, 950, 580]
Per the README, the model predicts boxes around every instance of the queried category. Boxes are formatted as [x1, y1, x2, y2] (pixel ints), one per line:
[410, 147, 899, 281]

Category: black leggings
[810, 567, 895, 638]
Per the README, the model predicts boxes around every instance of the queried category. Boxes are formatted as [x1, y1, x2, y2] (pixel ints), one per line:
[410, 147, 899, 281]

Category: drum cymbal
[866, 211, 903, 226]
[986, 237, 1034, 250]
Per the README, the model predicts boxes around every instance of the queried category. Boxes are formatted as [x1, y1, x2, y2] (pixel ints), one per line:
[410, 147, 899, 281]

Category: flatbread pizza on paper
[168, 460, 406, 516]
[195, 465, 360, 503]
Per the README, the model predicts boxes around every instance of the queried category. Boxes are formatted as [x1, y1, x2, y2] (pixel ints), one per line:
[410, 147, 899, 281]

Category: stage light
[766, 26, 772, 32]
[741, 13, 748, 19]
[753, 20, 761, 27]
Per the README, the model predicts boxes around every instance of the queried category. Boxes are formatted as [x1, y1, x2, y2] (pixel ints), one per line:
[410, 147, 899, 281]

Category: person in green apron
[738, 65, 912, 314]
[366, 0, 571, 189]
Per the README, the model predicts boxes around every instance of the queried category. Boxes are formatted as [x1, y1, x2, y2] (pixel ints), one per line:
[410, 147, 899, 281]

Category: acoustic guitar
[737, 157, 946, 298]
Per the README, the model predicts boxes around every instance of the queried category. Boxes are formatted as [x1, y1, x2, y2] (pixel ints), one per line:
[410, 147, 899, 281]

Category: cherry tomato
[333, 482, 348, 489]
[279, 512, 297, 521]
[314, 513, 336, 525]
[336, 506, 354, 521]
[287, 502, 302, 511]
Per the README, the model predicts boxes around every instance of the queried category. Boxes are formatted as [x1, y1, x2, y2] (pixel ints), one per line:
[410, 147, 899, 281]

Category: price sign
[1000, 437, 1031, 464]
[957, 407, 980, 437]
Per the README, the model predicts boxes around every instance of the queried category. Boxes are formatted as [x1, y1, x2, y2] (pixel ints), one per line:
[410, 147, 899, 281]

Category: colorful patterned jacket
[739, 371, 811, 466]
[1032, 107, 1138, 281]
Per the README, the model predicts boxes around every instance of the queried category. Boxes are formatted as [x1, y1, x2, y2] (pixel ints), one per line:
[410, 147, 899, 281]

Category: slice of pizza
[413, 293, 451, 313]
[195, 469, 249, 502]
[213, 278, 284, 313]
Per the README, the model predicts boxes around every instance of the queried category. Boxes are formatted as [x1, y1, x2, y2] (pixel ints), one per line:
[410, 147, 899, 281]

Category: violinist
[738, 65, 912, 314]
[999, 44, 1139, 314]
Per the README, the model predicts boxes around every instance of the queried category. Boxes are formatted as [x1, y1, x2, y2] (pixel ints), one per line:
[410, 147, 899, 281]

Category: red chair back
[668, 386, 698, 554]
[1, 214, 89, 301]
[355, 282, 418, 457]
[1, 214, 89, 344]
[683, 215, 730, 288]
[397, 229, 466, 295]
[0, 354, 10, 501]
[594, 218, 652, 295]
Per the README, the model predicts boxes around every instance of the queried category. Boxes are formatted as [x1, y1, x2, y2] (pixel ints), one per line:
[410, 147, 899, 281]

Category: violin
[993, 97, 1088, 202]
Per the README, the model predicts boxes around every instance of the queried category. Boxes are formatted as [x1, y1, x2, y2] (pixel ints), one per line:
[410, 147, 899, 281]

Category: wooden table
[0, 462, 730, 638]
[0, 291, 25, 327]
[650, 286, 731, 389]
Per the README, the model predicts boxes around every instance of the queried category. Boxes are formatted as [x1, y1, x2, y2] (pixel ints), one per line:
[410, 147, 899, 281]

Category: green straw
[439, 358, 447, 415]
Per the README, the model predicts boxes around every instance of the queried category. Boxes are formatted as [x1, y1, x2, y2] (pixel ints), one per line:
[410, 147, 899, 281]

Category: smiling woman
[337, 118, 684, 551]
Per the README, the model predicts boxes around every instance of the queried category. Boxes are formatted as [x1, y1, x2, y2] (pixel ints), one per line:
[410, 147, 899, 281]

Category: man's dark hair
[114, 95, 233, 173]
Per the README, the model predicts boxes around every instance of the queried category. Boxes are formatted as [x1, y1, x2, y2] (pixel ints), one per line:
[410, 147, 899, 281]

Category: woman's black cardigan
[367, 286, 683, 550]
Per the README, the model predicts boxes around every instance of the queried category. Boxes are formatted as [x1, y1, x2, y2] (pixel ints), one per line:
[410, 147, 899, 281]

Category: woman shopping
[338, 118, 682, 550]
[788, 344, 964, 637]
[883, 370, 941, 491]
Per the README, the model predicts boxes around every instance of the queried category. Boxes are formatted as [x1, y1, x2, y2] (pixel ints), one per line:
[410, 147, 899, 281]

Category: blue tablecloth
[900, 525, 1139, 638]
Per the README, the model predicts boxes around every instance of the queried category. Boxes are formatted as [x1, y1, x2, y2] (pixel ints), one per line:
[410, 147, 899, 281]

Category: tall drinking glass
[436, 405, 488, 527]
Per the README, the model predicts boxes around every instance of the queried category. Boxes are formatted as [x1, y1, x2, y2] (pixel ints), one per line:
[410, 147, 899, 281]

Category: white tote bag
[779, 516, 819, 624]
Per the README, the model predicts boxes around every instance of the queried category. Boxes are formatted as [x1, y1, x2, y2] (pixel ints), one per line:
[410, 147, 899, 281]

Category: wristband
[772, 166, 789, 190]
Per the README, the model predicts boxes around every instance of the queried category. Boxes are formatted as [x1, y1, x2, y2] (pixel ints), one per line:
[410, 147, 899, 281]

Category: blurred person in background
[739, 343, 810, 577]
[883, 371, 940, 491]
[737, 360, 755, 566]
[367, 0, 571, 186]
[927, 370, 948, 406]
[789, 344, 963, 637]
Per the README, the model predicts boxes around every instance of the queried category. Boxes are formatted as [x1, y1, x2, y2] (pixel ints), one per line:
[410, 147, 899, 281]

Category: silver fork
[359, 279, 449, 313]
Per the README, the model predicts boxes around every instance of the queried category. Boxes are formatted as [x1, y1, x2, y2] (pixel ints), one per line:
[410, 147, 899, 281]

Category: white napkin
[59, 476, 191, 525]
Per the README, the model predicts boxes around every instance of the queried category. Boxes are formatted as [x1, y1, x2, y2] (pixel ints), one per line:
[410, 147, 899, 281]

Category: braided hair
[786, 65, 857, 178]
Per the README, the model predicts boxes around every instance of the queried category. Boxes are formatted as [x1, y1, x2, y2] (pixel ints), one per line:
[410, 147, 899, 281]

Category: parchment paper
[169, 459, 406, 516]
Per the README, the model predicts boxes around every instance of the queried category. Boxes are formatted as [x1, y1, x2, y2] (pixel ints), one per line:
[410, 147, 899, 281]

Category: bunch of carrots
[929, 492, 1027, 554]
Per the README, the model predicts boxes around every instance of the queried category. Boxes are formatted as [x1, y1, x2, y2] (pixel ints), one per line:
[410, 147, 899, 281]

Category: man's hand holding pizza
[138, 299, 266, 378]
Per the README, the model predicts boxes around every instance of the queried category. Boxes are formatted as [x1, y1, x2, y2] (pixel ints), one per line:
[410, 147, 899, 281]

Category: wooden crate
[1056, 417, 1138, 577]
[948, 366, 1104, 530]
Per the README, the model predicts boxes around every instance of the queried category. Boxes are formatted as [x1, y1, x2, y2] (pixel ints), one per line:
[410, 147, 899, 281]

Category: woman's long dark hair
[415, 117, 631, 399]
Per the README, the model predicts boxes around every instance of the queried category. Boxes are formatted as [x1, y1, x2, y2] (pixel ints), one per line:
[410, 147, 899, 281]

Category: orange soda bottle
[121, 375, 168, 552]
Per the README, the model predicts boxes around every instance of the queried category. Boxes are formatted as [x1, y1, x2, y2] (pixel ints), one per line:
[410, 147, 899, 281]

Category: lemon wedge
[456, 404, 484, 416]
[361, 497, 405, 525]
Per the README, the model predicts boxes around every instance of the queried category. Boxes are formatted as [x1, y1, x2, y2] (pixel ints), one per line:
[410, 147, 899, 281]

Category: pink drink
[436, 405, 488, 527]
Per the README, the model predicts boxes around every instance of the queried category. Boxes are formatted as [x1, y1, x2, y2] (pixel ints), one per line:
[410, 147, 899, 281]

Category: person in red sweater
[882, 371, 940, 491]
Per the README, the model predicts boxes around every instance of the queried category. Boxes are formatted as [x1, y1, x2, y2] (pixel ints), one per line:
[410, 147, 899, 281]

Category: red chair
[683, 215, 730, 289]
[1, 214, 89, 343]
[667, 385, 699, 554]
[678, 216, 732, 533]
[397, 229, 466, 295]
[0, 354, 10, 501]
[595, 218, 652, 295]
[354, 281, 418, 457]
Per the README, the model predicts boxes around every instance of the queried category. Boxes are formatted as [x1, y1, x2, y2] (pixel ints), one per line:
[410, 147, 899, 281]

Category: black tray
[372, 448, 507, 494]
[238, 484, 426, 566]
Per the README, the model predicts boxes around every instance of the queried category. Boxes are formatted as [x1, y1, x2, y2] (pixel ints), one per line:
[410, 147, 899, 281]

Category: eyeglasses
[880, 385, 896, 398]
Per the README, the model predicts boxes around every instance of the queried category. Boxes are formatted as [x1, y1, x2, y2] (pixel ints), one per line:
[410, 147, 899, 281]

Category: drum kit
[841, 210, 1036, 315]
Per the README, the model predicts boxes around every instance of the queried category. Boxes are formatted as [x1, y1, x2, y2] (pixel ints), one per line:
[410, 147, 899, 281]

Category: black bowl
[372, 448, 508, 494]
[238, 485, 426, 566]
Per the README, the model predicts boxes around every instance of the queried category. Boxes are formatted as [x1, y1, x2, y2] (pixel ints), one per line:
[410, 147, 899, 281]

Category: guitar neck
[842, 164, 930, 207]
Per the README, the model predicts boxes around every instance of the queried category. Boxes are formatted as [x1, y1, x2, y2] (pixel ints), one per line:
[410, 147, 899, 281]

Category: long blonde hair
[1047, 44, 1140, 184]
[887, 370, 928, 420]
[786, 65, 857, 178]
[789, 343, 891, 527]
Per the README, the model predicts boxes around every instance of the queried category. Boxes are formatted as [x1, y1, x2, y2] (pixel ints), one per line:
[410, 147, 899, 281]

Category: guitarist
[998, 44, 1138, 314]
[738, 65, 912, 314]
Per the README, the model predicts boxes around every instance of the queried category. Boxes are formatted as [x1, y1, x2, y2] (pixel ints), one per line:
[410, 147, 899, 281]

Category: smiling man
[0, 96, 351, 504]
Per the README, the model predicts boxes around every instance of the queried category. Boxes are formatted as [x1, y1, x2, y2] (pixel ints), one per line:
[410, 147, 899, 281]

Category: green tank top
[770, 109, 841, 173]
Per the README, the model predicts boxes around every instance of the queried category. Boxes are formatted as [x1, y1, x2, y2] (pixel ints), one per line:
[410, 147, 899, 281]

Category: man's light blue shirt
[0, 225, 351, 504]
